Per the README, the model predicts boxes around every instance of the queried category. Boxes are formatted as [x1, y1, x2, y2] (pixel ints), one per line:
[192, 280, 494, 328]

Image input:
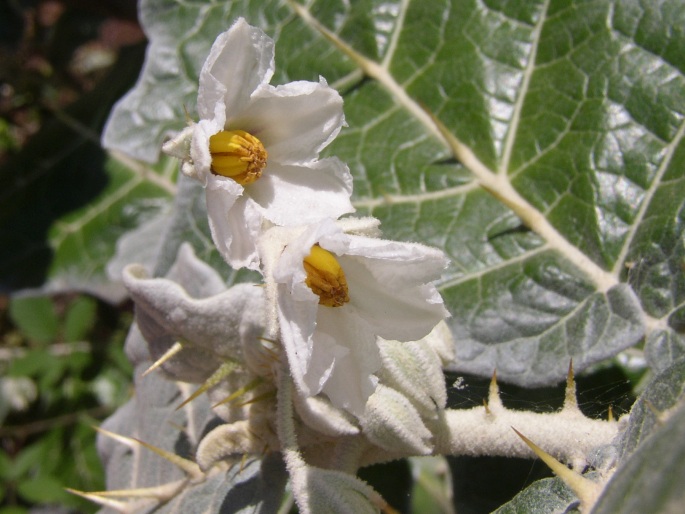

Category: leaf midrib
[291, 0, 618, 294]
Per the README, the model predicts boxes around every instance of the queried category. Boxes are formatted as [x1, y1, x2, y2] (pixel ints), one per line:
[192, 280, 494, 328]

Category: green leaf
[103, 0, 684, 385]
[8, 296, 59, 344]
[0, 508, 27, 514]
[593, 399, 685, 514]
[0, 451, 13, 481]
[63, 296, 97, 342]
[45, 154, 176, 302]
[8, 349, 55, 378]
[17, 474, 70, 504]
[492, 477, 579, 514]
[617, 357, 685, 459]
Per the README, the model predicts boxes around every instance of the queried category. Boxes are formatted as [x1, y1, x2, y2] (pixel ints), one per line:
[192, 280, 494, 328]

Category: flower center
[303, 245, 350, 308]
[209, 130, 267, 185]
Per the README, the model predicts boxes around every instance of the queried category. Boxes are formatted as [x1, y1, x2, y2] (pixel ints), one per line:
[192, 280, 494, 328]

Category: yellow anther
[303, 245, 349, 308]
[209, 130, 267, 185]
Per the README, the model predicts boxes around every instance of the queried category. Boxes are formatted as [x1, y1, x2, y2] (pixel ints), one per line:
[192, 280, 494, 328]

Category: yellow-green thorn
[213, 377, 264, 408]
[487, 369, 503, 410]
[483, 398, 491, 415]
[66, 488, 130, 512]
[142, 341, 184, 377]
[176, 360, 239, 411]
[234, 390, 276, 408]
[95, 426, 203, 480]
[512, 427, 601, 509]
[76, 480, 187, 500]
[563, 360, 580, 412]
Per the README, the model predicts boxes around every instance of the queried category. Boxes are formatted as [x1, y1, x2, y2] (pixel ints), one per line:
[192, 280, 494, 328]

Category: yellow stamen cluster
[209, 130, 267, 185]
[303, 245, 349, 307]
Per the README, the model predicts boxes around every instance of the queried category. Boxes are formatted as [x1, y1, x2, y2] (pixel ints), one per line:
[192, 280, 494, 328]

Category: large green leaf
[103, 0, 685, 385]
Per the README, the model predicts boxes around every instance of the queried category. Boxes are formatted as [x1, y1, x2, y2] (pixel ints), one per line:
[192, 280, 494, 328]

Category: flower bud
[361, 384, 432, 455]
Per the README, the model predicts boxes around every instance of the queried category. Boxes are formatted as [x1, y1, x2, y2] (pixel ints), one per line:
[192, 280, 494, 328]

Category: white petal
[205, 176, 258, 269]
[346, 237, 449, 285]
[248, 158, 354, 225]
[339, 243, 449, 341]
[276, 282, 319, 395]
[231, 78, 344, 164]
[315, 306, 381, 416]
[197, 18, 274, 124]
[219, 195, 263, 271]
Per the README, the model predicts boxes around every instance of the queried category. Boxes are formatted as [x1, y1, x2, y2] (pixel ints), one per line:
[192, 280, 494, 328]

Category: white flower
[163, 18, 354, 271]
[271, 219, 449, 416]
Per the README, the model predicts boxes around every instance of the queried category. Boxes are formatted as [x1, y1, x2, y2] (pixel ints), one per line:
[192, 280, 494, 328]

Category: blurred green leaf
[17, 474, 70, 504]
[8, 297, 59, 344]
[63, 296, 97, 342]
[11, 440, 49, 480]
[410, 457, 454, 514]
[8, 349, 54, 377]
[0, 508, 27, 514]
[0, 451, 12, 481]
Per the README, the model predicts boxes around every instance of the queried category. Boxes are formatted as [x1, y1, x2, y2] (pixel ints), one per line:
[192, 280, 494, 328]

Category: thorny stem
[435, 408, 619, 465]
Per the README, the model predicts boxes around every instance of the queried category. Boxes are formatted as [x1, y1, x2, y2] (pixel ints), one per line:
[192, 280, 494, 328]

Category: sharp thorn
[212, 377, 263, 408]
[66, 488, 131, 512]
[563, 359, 580, 412]
[94, 426, 203, 480]
[176, 360, 238, 411]
[142, 341, 184, 377]
[512, 427, 601, 509]
[234, 390, 276, 408]
[488, 369, 503, 409]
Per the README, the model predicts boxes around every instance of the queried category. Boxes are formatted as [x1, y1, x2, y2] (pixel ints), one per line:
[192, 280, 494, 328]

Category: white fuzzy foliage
[362, 384, 433, 455]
